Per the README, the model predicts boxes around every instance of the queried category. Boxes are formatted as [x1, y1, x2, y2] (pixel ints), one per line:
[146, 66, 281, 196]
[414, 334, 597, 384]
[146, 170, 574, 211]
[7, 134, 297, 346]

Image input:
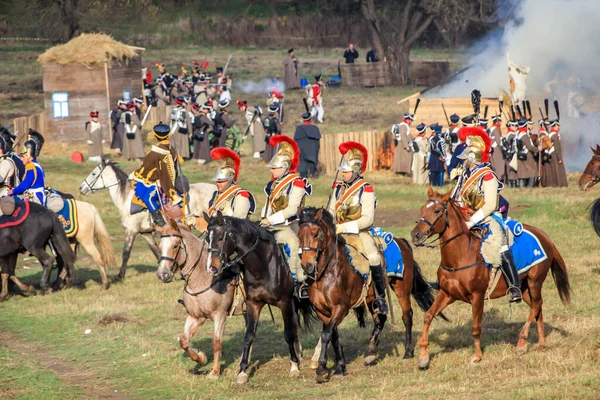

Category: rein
[84, 165, 121, 193]
[581, 170, 600, 183]
[419, 199, 464, 248]
[440, 258, 484, 272]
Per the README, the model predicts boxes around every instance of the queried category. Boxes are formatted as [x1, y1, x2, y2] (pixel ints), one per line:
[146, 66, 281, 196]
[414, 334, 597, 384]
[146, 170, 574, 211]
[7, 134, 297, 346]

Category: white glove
[87, 140, 93, 145]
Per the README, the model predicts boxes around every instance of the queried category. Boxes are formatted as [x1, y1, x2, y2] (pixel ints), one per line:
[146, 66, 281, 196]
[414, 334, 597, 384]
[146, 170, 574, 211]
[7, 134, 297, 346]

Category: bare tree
[52, 0, 80, 41]
[433, 0, 496, 48]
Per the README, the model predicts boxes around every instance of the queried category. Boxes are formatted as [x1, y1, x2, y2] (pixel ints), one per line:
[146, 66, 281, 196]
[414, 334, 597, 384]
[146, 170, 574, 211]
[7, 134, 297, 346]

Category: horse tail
[549, 245, 571, 306]
[91, 204, 117, 267]
[411, 260, 450, 322]
[51, 214, 76, 271]
[353, 304, 366, 328]
[589, 196, 600, 237]
[294, 297, 318, 333]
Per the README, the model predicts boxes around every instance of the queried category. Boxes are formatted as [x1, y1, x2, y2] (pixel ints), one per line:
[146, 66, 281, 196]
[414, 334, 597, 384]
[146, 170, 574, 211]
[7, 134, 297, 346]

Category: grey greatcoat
[192, 115, 213, 162]
[245, 106, 266, 154]
[391, 122, 413, 175]
[544, 132, 568, 187]
[516, 132, 538, 180]
[283, 55, 300, 89]
[120, 112, 145, 160]
[85, 120, 104, 158]
[169, 106, 191, 159]
[488, 125, 505, 182]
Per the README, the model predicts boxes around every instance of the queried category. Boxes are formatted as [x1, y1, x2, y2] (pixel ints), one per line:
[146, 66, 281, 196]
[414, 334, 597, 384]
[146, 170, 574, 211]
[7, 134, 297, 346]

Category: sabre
[140, 104, 153, 128]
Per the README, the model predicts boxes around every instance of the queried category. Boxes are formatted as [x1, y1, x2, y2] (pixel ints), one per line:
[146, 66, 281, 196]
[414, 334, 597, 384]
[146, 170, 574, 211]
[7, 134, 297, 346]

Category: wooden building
[37, 33, 144, 143]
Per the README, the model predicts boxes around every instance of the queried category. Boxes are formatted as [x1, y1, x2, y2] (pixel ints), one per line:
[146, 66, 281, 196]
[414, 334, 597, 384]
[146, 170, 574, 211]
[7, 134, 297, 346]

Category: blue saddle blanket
[504, 220, 547, 274]
[56, 199, 79, 238]
[370, 227, 405, 278]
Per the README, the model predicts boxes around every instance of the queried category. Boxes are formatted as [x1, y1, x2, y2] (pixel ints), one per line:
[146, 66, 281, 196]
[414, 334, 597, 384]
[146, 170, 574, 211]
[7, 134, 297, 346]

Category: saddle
[0, 198, 29, 228]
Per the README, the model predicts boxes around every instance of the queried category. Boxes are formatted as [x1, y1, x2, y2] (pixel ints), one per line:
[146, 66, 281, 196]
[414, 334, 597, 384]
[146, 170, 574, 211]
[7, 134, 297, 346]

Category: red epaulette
[238, 190, 250, 198]
[482, 173, 494, 181]
[293, 179, 305, 188]
[364, 184, 374, 192]
[332, 181, 341, 188]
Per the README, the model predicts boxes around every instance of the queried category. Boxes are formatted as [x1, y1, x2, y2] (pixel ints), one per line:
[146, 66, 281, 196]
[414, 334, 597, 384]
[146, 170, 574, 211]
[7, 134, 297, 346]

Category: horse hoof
[516, 345, 528, 356]
[315, 370, 331, 384]
[333, 365, 347, 376]
[310, 360, 319, 370]
[417, 355, 430, 370]
[469, 355, 482, 365]
[196, 351, 208, 366]
[102, 282, 110, 290]
[207, 371, 220, 380]
[235, 372, 249, 385]
[289, 369, 300, 378]
[403, 351, 415, 360]
[363, 354, 377, 366]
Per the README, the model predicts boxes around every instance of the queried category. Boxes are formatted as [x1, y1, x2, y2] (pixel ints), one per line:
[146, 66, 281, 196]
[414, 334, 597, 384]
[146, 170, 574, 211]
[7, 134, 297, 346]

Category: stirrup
[296, 282, 309, 299]
[507, 286, 522, 303]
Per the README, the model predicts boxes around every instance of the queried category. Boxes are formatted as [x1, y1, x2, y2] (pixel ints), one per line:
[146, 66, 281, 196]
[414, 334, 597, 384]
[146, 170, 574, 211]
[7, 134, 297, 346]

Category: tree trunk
[398, 48, 410, 85]
[359, 0, 385, 59]
[53, 0, 80, 42]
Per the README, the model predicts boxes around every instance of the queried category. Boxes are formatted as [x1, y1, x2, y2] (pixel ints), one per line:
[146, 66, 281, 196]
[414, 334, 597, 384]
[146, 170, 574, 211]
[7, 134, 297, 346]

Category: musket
[140, 104, 153, 128]
[302, 97, 310, 114]
[537, 103, 544, 188]
[242, 110, 259, 141]
[221, 54, 232, 82]
[554, 100, 560, 121]
[526, 100, 532, 120]
[544, 98, 549, 119]
[279, 98, 285, 123]
[441, 102, 450, 127]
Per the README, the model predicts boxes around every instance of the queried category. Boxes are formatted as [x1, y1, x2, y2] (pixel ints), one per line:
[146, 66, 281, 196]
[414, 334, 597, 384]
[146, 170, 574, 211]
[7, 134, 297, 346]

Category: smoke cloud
[235, 78, 286, 96]
[432, 0, 600, 171]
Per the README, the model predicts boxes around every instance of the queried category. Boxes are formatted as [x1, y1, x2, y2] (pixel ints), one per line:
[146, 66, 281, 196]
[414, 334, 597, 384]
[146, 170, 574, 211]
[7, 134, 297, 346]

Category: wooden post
[104, 61, 113, 143]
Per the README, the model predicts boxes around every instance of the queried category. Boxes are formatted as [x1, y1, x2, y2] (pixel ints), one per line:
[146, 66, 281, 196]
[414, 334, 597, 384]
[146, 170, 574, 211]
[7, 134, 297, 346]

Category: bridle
[159, 233, 187, 271]
[83, 164, 121, 193]
[205, 224, 260, 276]
[299, 221, 338, 281]
[417, 199, 464, 248]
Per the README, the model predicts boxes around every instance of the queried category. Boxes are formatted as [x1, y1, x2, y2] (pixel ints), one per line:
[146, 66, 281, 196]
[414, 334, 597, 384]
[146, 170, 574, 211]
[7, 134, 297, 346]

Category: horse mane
[299, 207, 346, 246]
[223, 216, 277, 245]
[446, 199, 471, 236]
[589, 196, 600, 237]
[105, 161, 130, 195]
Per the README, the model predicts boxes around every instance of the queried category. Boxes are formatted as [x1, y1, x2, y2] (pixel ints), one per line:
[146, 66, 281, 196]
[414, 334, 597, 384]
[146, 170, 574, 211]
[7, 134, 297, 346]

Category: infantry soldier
[110, 100, 128, 157]
[85, 110, 104, 163]
[428, 123, 446, 187]
[191, 102, 213, 165]
[213, 99, 236, 149]
[207, 148, 256, 219]
[310, 74, 325, 124]
[515, 118, 539, 188]
[391, 112, 414, 175]
[503, 119, 518, 187]
[452, 127, 521, 303]
[9, 131, 45, 205]
[262, 103, 282, 163]
[132, 123, 183, 227]
[260, 135, 312, 298]
[411, 123, 429, 185]
[237, 100, 264, 159]
[546, 120, 568, 187]
[0, 130, 22, 197]
[170, 96, 191, 159]
[444, 113, 460, 152]
[121, 103, 145, 161]
[488, 115, 505, 182]
[283, 48, 300, 90]
[327, 141, 388, 315]
[155, 77, 171, 107]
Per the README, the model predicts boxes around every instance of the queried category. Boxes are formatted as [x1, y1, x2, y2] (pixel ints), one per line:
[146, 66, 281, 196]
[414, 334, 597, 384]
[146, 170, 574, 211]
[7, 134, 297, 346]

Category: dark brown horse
[578, 145, 600, 191]
[410, 188, 571, 369]
[298, 207, 443, 383]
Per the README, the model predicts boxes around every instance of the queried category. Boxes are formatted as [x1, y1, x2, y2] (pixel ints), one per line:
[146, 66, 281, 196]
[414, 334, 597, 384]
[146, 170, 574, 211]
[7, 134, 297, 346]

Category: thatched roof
[38, 33, 145, 67]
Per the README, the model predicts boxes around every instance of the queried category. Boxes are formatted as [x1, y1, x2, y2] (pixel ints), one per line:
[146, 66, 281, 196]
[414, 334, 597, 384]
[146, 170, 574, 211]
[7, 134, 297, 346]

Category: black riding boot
[370, 264, 389, 315]
[500, 250, 522, 303]
[151, 209, 166, 227]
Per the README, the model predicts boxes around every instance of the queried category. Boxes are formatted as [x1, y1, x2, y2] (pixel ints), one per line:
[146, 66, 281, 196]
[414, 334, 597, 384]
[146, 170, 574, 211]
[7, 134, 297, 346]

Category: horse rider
[260, 135, 312, 298]
[207, 147, 256, 219]
[452, 126, 522, 303]
[132, 123, 183, 227]
[0, 129, 23, 197]
[327, 141, 388, 315]
[9, 130, 45, 205]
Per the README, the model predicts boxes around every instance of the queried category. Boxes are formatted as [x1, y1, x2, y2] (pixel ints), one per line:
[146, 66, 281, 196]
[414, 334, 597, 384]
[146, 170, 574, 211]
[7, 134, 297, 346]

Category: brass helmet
[457, 127, 491, 166]
[338, 141, 368, 174]
[210, 147, 240, 183]
[265, 135, 299, 174]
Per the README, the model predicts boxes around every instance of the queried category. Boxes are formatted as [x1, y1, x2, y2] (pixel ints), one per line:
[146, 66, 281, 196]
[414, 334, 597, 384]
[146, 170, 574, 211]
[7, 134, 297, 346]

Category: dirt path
[0, 330, 127, 400]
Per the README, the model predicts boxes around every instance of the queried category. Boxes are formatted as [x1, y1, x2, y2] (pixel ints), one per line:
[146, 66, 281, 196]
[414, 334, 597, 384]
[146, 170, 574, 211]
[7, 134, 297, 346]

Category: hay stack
[38, 33, 141, 67]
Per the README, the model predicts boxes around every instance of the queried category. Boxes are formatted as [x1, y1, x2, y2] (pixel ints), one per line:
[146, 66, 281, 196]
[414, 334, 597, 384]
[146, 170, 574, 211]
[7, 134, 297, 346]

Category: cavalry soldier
[260, 135, 312, 298]
[391, 112, 414, 175]
[132, 123, 183, 227]
[515, 118, 539, 188]
[0, 130, 22, 197]
[170, 96, 191, 159]
[452, 127, 522, 303]
[327, 141, 388, 315]
[85, 110, 104, 163]
[262, 103, 282, 163]
[208, 148, 255, 219]
[411, 123, 429, 185]
[9, 131, 45, 205]
[488, 115, 505, 182]
[428, 123, 446, 187]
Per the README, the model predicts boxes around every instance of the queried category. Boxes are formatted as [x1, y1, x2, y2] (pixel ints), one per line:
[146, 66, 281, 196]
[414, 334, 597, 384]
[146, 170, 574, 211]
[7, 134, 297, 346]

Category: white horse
[79, 160, 215, 279]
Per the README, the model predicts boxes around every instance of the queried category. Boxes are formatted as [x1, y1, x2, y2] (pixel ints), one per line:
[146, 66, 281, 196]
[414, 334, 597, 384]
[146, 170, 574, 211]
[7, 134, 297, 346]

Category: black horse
[0, 201, 76, 298]
[204, 212, 315, 384]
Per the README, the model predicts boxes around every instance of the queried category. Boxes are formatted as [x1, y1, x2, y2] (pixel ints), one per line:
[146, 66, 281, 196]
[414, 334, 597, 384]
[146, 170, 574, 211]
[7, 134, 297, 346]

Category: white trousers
[311, 104, 324, 123]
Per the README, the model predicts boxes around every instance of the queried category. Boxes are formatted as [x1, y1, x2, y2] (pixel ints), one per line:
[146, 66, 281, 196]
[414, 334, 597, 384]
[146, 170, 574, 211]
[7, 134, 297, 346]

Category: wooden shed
[37, 33, 144, 143]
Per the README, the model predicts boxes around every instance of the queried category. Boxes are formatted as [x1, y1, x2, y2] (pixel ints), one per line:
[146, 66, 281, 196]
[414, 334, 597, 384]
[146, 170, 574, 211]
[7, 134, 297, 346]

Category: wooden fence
[340, 62, 392, 88]
[12, 112, 47, 145]
[319, 130, 395, 175]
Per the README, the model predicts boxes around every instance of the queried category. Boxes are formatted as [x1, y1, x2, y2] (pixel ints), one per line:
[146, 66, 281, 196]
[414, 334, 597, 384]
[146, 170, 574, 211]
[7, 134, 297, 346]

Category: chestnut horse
[411, 188, 571, 369]
[578, 145, 600, 236]
[298, 207, 444, 383]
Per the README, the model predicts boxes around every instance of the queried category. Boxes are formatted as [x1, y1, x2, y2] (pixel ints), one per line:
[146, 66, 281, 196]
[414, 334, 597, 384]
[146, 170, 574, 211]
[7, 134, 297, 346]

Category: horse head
[578, 145, 600, 191]
[78, 159, 120, 195]
[204, 211, 235, 276]
[298, 207, 337, 280]
[411, 187, 454, 246]
[155, 218, 184, 283]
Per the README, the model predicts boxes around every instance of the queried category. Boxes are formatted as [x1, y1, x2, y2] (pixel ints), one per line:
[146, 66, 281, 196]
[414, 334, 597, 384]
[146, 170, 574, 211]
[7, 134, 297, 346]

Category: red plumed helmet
[269, 135, 300, 172]
[339, 141, 368, 173]
[457, 126, 492, 162]
[210, 147, 241, 181]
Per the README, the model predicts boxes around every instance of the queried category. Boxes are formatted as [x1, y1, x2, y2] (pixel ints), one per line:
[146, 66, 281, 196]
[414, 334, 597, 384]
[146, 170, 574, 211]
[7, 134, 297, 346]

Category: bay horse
[79, 160, 214, 279]
[0, 202, 76, 299]
[155, 218, 238, 380]
[298, 207, 445, 383]
[577, 145, 600, 236]
[411, 187, 571, 369]
[204, 212, 316, 384]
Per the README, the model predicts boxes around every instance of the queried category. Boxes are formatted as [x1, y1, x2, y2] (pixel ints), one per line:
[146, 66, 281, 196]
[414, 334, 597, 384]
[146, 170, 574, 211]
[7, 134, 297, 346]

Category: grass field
[1, 136, 600, 399]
